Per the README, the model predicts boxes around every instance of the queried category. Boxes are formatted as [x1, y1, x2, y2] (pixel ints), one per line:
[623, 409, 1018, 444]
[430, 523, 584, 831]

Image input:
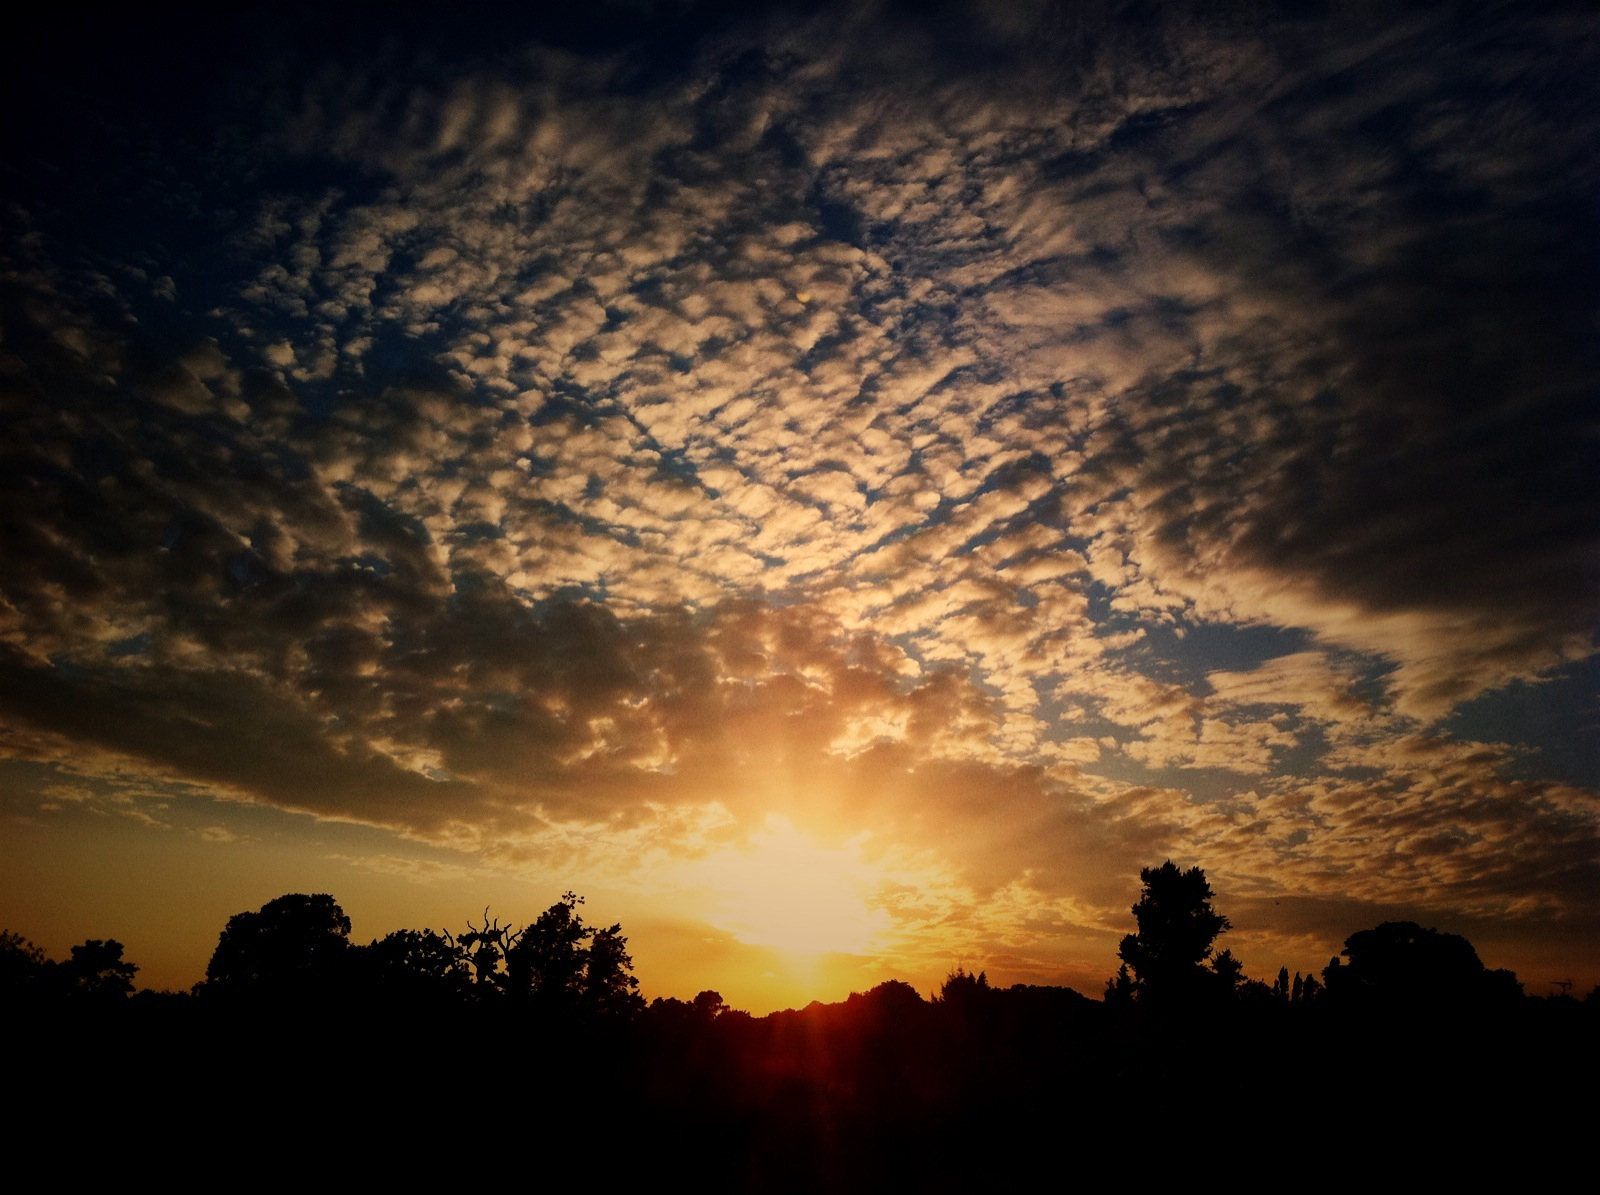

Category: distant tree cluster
[1, 931, 138, 1006]
[5, 866, 1588, 1027]
[1320, 919, 1525, 1011]
[1099, 860, 1540, 1020]
[191, 890, 643, 1020]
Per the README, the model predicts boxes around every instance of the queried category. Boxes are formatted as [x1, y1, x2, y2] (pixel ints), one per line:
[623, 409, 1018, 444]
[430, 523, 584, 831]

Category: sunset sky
[2, 1, 1596, 1012]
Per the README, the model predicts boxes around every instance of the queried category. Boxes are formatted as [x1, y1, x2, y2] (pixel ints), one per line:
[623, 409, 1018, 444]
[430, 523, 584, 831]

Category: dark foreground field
[15, 980, 1594, 1188]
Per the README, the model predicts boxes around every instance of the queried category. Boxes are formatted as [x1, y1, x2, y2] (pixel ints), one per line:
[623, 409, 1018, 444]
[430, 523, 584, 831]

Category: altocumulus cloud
[1, 0, 1596, 979]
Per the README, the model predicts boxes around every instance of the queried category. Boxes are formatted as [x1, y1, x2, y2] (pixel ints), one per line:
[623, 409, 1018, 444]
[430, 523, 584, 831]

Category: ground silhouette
[5, 872, 1594, 1185]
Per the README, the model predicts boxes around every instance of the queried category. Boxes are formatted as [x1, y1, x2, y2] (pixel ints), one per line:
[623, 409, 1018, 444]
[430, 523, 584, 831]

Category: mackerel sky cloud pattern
[2, 1, 1596, 998]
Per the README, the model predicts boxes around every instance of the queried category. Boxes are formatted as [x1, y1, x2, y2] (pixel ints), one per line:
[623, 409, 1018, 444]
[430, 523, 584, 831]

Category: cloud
[1, 1, 1596, 987]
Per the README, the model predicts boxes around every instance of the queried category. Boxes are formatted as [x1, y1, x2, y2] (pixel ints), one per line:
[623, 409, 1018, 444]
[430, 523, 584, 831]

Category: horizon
[8, 870, 1568, 1015]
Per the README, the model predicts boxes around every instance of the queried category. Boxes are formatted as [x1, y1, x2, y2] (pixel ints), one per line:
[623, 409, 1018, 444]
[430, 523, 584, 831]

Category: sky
[2, 0, 1596, 1012]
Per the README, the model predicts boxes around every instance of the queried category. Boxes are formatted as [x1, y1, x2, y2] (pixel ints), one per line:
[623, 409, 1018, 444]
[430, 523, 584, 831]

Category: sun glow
[699, 816, 891, 957]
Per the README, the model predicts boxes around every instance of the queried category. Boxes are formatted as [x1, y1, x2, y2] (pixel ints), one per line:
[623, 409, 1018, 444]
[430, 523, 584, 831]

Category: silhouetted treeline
[6, 873, 1595, 1186]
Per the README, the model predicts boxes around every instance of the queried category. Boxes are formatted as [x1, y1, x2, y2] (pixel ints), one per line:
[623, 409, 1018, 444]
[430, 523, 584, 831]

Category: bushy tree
[861, 980, 924, 1017]
[1, 931, 54, 1009]
[582, 922, 644, 1019]
[60, 938, 138, 1001]
[1211, 947, 1245, 994]
[508, 892, 590, 1008]
[1117, 861, 1234, 1005]
[1, 933, 139, 1006]
[1105, 963, 1135, 1007]
[500, 893, 643, 1020]
[939, 967, 990, 999]
[645, 989, 729, 1034]
[361, 928, 474, 1005]
[1321, 921, 1522, 1011]
[202, 893, 352, 999]
[938, 966, 996, 1022]
[691, 989, 729, 1021]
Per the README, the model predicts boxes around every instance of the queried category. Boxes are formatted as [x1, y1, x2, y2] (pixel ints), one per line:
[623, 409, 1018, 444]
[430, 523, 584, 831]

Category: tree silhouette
[691, 989, 728, 1021]
[1104, 963, 1135, 1007]
[450, 908, 523, 993]
[938, 967, 991, 1005]
[1272, 966, 1291, 1002]
[502, 892, 644, 1019]
[361, 928, 474, 1006]
[1321, 921, 1522, 1011]
[1117, 861, 1233, 1004]
[1, 931, 51, 1008]
[1210, 947, 1245, 995]
[581, 921, 644, 1019]
[60, 938, 138, 1002]
[508, 891, 590, 1009]
[202, 893, 352, 1000]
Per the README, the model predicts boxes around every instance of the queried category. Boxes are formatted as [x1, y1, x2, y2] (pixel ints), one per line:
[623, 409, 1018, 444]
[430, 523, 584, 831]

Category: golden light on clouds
[1, 1, 1596, 1006]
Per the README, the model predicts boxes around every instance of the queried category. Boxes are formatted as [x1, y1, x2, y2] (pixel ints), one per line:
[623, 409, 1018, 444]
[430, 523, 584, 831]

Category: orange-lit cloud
[2, 1, 1596, 1004]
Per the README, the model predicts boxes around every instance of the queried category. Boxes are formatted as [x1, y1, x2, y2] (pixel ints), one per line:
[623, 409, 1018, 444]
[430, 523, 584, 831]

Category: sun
[699, 816, 890, 958]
